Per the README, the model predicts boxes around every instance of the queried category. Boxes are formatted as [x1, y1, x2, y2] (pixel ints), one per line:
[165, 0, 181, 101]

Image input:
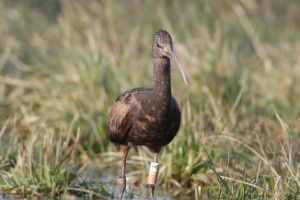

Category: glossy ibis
[108, 29, 188, 199]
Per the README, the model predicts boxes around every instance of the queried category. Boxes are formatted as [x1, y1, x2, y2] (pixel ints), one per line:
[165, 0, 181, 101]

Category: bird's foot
[147, 184, 155, 200]
[118, 176, 126, 200]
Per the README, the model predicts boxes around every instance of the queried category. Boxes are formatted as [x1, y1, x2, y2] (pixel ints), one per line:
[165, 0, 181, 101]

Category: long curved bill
[166, 48, 189, 85]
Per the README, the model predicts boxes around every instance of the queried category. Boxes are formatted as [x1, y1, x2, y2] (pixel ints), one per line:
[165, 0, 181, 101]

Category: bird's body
[107, 30, 188, 200]
[109, 87, 181, 153]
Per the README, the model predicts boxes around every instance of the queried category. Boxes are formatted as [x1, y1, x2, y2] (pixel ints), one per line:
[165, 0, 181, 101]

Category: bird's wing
[108, 99, 132, 144]
[108, 88, 149, 145]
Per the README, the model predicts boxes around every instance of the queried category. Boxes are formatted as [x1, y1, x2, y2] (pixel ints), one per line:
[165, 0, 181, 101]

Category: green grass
[0, 0, 299, 199]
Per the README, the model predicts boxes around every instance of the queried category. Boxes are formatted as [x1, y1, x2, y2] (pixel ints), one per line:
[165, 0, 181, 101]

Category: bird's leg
[147, 151, 160, 200]
[118, 145, 130, 200]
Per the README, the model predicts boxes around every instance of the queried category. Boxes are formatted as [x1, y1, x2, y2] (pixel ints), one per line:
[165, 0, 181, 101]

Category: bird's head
[152, 29, 173, 59]
[152, 29, 189, 85]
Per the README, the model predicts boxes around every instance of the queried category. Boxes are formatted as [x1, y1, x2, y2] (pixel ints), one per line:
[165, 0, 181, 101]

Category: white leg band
[147, 162, 159, 185]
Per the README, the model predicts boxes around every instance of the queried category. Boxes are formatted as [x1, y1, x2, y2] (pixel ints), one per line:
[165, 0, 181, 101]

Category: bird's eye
[156, 43, 163, 48]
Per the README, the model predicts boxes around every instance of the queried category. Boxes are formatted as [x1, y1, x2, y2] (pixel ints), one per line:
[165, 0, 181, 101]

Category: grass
[0, 0, 299, 199]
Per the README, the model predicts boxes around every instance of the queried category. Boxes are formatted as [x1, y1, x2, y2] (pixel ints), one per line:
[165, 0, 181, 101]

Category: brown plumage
[109, 88, 180, 152]
[108, 30, 188, 200]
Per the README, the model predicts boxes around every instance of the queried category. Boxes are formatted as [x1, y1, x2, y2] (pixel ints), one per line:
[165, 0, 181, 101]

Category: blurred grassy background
[0, 0, 299, 199]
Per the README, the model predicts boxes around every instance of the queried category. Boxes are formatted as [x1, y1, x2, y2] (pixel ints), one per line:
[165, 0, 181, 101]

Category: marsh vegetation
[0, 0, 299, 199]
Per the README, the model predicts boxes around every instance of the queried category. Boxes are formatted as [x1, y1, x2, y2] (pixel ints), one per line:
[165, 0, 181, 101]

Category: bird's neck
[153, 57, 171, 103]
